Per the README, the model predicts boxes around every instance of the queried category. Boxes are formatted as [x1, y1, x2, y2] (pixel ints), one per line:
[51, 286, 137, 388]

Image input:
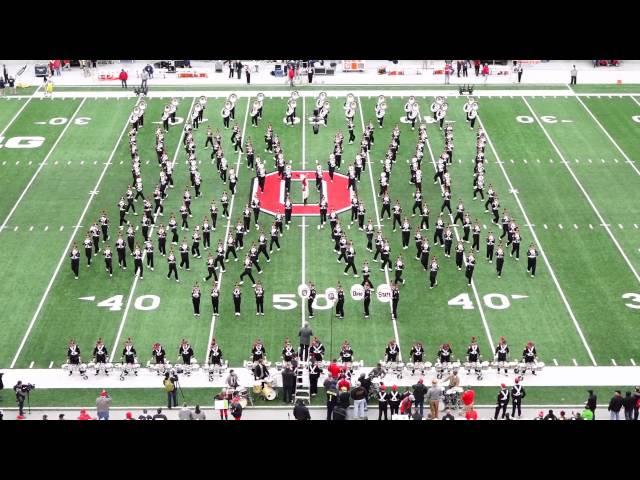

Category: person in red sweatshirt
[77, 409, 93, 420]
[119, 69, 128, 89]
[337, 374, 351, 391]
[288, 65, 295, 87]
[328, 358, 342, 378]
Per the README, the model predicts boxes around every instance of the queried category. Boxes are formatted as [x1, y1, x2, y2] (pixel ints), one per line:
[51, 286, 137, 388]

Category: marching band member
[511, 377, 526, 418]
[336, 282, 345, 319]
[208, 338, 223, 366]
[340, 340, 354, 365]
[308, 358, 322, 396]
[67, 339, 81, 375]
[522, 341, 538, 374]
[495, 336, 510, 375]
[467, 336, 482, 378]
[179, 339, 194, 365]
[310, 336, 325, 361]
[211, 281, 220, 316]
[465, 251, 476, 287]
[527, 243, 538, 277]
[93, 338, 108, 375]
[152, 343, 166, 364]
[251, 338, 266, 362]
[192, 282, 201, 317]
[385, 340, 399, 362]
[122, 338, 137, 374]
[254, 281, 265, 316]
[494, 383, 510, 420]
[437, 343, 453, 365]
[232, 283, 242, 316]
[496, 242, 505, 278]
[282, 338, 296, 363]
[167, 247, 179, 282]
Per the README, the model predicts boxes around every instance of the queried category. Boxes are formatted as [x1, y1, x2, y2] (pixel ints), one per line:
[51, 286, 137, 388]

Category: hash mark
[553, 359, 558, 366]
[29, 161, 32, 165]
[60, 226, 64, 231]
[631, 359, 636, 366]
[614, 158, 619, 163]
[619, 224, 624, 229]
[29, 361, 34, 368]
[589, 224, 593, 229]
[523, 159, 528, 164]
[543, 224, 548, 229]
[44, 226, 48, 231]
[49, 361, 54, 368]
[573, 224, 578, 229]
[611, 358, 617, 366]
[13, 226, 18, 231]
[29, 226, 34, 231]
[572, 358, 578, 366]
[80, 161, 84, 165]
[558, 224, 563, 229]
[16, 161, 19, 165]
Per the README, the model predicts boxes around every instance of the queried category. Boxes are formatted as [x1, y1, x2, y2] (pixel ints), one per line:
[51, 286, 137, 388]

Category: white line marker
[359, 95, 403, 359]
[589, 224, 593, 229]
[601, 159, 605, 163]
[10, 98, 139, 369]
[558, 224, 563, 229]
[119, 161, 123, 164]
[29, 226, 34, 231]
[523, 97, 640, 286]
[54, 161, 58, 165]
[44, 226, 48, 231]
[29, 361, 34, 368]
[28, 161, 32, 165]
[523, 159, 528, 164]
[588, 159, 592, 163]
[536, 159, 540, 163]
[543, 224, 547, 229]
[67, 161, 71, 165]
[572, 358, 578, 366]
[13, 226, 18, 231]
[619, 224, 624, 229]
[611, 359, 617, 366]
[477, 109, 597, 366]
[60, 225, 64, 231]
[16, 161, 19, 165]
[549, 158, 553, 163]
[573, 224, 578, 229]
[510, 159, 514, 163]
[49, 361, 53, 368]
[631, 359, 636, 366]
[94, 161, 97, 165]
[575, 159, 580, 163]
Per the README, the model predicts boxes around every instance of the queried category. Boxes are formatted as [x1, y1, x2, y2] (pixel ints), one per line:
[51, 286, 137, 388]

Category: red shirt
[337, 378, 351, 391]
[328, 362, 341, 378]
[119, 71, 128, 81]
[462, 389, 475, 406]
[288, 68, 295, 79]
[465, 409, 478, 420]
[482, 65, 489, 76]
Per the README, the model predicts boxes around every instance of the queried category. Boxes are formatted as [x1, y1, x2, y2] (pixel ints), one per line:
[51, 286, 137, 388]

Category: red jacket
[119, 71, 128, 81]
[462, 389, 475, 406]
[328, 362, 341, 378]
[465, 409, 478, 420]
[288, 67, 295, 79]
[482, 65, 489, 76]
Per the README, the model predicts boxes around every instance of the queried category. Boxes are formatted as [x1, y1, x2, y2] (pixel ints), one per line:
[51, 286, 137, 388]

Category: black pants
[381, 204, 391, 219]
[307, 298, 314, 317]
[512, 243, 520, 259]
[336, 300, 344, 318]
[212, 297, 219, 314]
[146, 253, 154, 268]
[465, 267, 474, 285]
[441, 201, 451, 214]
[85, 248, 92, 266]
[167, 390, 177, 408]
[205, 266, 218, 281]
[256, 297, 264, 314]
[240, 269, 255, 284]
[494, 402, 508, 419]
[512, 398, 522, 417]
[430, 271, 437, 287]
[487, 245, 494, 261]
[570, 75, 577, 85]
[117, 250, 127, 268]
[472, 235, 480, 251]
[180, 254, 190, 269]
[344, 260, 357, 275]
[233, 297, 241, 314]
[392, 299, 399, 319]
[364, 297, 370, 317]
[326, 399, 336, 420]
[71, 259, 79, 277]
[193, 297, 200, 315]
[17, 398, 25, 416]
[392, 215, 401, 231]
[168, 264, 178, 280]
[378, 402, 388, 420]
[496, 258, 504, 276]
[310, 374, 319, 394]
[134, 259, 143, 277]
[203, 232, 210, 249]
[192, 243, 200, 257]
[299, 344, 309, 361]
[270, 237, 280, 251]
[527, 258, 536, 276]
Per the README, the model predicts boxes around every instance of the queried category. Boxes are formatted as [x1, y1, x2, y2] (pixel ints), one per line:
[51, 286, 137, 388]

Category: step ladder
[294, 363, 311, 404]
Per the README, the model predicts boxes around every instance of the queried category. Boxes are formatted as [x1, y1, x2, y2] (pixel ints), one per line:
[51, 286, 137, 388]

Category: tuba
[252, 100, 260, 113]
[377, 95, 386, 106]
[164, 104, 171, 114]
[323, 100, 331, 112]
[441, 102, 448, 112]
[138, 100, 147, 112]
[472, 102, 479, 111]
[257, 92, 265, 102]
[199, 95, 207, 106]
[194, 102, 202, 112]
[436, 108, 445, 120]
[376, 102, 386, 118]
[319, 91, 327, 102]
[228, 93, 238, 105]
[288, 98, 297, 110]
[468, 108, 478, 119]
[133, 106, 141, 116]
[346, 93, 355, 105]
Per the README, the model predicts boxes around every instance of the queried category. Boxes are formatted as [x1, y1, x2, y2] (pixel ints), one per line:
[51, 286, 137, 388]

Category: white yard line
[301, 97, 306, 328]
[10, 97, 138, 368]
[421, 113, 495, 349]
[476, 110, 598, 366]
[356, 95, 402, 360]
[110, 98, 197, 362]
[0, 98, 86, 235]
[0, 85, 42, 138]
[522, 97, 640, 285]
[205, 97, 251, 359]
[574, 95, 640, 177]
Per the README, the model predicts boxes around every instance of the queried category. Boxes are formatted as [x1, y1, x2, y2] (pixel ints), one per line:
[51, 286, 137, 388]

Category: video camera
[18, 383, 35, 393]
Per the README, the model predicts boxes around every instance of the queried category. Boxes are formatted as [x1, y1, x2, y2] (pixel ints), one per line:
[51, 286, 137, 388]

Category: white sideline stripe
[0, 84, 42, 138]
[10, 97, 138, 369]
[553, 359, 558, 366]
[611, 359, 617, 366]
[476, 110, 598, 366]
[301, 98, 306, 329]
[631, 359, 636, 366]
[421, 109, 495, 350]
[573, 359, 578, 366]
[111, 98, 197, 362]
[574, 95, 640, 177]
[357, 95, 402, 360]
[523, 97, 640, 286]
[206, 97, 251, 358]
[0, 99, 86, 236]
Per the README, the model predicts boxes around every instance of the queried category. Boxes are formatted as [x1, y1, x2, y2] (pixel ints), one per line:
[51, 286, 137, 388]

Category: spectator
[58, 413, 65, 420]
[225, 369, 240, 389]
[461, 388, 475, 415]
[230, 397, 243, 420]
[228, 60, 235, 79]
[324, 375, 338, 420]
[328, 359, 341, 378]
[399, 393, 413, 418]
[141, 69, 149, 89]
[608, 390, 623, 420]
[474, 59, 481, 76]
[465, 406, 478, 420]
[95, 389, 112, 420]
[2, 64, 8, 82]
[164, 372, 178, 409]
[236, 61, 243, 80]
[0, 77, 5, 97]
[482, 63, 490, 84]
[144, 63, 154, 79]
[586, 390, 597, 419]
[193, 405, 206, 420]
[119, 69, 128, 89]
[77, 409, 93, 420]
[570, 65, 578, 85]
[288, 64, 295, 87]
[456, 60, 462, 77]
[357, 373, 372, 400]
[298, 322, 313, 361]
[152, 408, 168, 420]
[293, 399, 311, 420]
[622, 391, 635, 420]
[462, 60, 469, 77]
[45, 79, 54, 98]
[442, 408, 455, 421]
[337, 374, 351, 391]
[91, 60, 97, 69]
[8, 76, 15, 94]
[245, 65, 251, 85]
[580, 404, 594, 420]
[351, 383, 368, 419]
[42, 414, 48, 420]
[179, 402, 193, 420]
[633, 386, 640, 421]
[426, 379, 443, 419]
[534, 411, 544, 420]
[516, 62, 524, 83]
[544, 409, 557, 420]
[63, 59, 71, 71]
[308, 64, 314, 84]
[333, 388, 349, 421]
[558, 410, 568, 421]
[138, 409, 153, 420]
[125, 412, 135, 420]
[215, 391, 229, 420]
[444, 63, 451, 85]
[281, 366, 296, 404]
[54, 59, 62, 76]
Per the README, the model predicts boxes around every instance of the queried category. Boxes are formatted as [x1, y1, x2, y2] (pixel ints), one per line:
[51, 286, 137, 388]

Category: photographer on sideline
[164, 371, 178, 409]
[14, 381, 29, 417]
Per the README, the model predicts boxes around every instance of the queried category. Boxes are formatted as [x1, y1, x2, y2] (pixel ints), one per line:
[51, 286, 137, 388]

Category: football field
[1, 86, 639, 375]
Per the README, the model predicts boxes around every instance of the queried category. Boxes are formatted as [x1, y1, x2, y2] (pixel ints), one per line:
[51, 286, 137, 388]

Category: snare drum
[536, 361, 545, 371]
[423, 362, 432, 370]
[445, 388, 458, 396]
[452, 386, 464, 394]
[397, 362, 405, 370]
[480, 361, 489, 370]
[275, 362, 283, 371]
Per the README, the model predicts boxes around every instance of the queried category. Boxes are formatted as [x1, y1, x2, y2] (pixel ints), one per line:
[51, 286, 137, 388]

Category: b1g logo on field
[0, 136, 46, 149]
[252, 171, 352, 216]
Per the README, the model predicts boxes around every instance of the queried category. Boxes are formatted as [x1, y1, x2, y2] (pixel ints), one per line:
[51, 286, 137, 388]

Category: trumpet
[257, 93, 265, 102]
[199, 95, 207, 105]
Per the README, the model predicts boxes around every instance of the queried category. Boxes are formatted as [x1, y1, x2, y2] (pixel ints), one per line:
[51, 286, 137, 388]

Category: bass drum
[238, 397, 248, 408]
[263, 385, 277, 401]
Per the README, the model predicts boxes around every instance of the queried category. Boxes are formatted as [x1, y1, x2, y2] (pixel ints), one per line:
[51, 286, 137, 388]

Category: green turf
[571, 84, 640, 93]
[1, 90, 639, 380]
